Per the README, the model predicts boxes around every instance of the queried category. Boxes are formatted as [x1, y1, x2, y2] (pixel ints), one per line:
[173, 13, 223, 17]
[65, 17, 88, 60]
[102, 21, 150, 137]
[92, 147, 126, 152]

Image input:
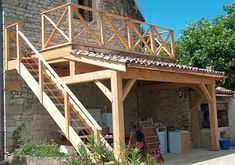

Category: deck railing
[41, 3, 175, 59]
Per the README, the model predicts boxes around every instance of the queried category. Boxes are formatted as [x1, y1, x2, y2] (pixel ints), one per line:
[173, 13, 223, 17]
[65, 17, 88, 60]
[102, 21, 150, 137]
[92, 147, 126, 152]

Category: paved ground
[162, 147, 235, 165]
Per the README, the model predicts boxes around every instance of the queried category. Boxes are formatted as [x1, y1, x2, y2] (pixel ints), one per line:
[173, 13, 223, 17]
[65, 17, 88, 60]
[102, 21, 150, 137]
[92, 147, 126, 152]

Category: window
[71, 0, 93, 22]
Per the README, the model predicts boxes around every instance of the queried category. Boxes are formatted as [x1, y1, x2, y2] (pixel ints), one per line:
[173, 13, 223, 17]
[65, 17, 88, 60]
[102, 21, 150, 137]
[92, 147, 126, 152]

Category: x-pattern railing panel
[41, 3, 175, 59]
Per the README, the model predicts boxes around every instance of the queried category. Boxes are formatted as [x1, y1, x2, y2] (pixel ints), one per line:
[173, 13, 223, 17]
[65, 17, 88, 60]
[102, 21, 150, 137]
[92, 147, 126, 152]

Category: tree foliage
[175, 2, 235, 89]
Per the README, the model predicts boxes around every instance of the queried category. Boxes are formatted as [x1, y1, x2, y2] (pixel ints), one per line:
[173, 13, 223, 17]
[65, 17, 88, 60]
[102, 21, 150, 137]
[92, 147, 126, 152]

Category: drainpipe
[0, 0, 4, 161]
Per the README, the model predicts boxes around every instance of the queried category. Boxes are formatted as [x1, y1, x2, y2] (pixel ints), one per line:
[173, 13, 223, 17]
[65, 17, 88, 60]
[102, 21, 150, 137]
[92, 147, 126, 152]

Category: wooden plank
[44, 7, 68, 48]
[69, 61, 76, 76]
[122, 79, 136, 101]
[208, 83, 220, 150]
[68, 5, 73, 44]
[73, 7, 102, 46]
[16, 24, 22, 72]
[127, 22, 132, 50]
[4, 28, 9, 70]
[64, 90, 70, 139]
[111, 71, 125, 157]
[170, 30, 175, 58]
[150, 25, 156, 53]
[39, 45, 71, 60]
[121, 68, 217, 85]
[102, 14, 130, 51]
[44, 14, 69, 42]
[38, 60, 44, 103]
[94, 80, 112, 102]
[100, 13, 105, 46]
[41, 14, 46, 49]
[62, 70, 112, 84]
[199, 84, 213, 103]
[63, 54, 126, 72]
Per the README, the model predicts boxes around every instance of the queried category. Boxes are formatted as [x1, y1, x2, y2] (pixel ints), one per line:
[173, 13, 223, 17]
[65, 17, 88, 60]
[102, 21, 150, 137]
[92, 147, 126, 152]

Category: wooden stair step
[48, 95, 64, 99]
[145, 136, 158, 139]
[146, 142, 160, 145]
[79, 135, 89, 139]
[73, 126, 88, 130]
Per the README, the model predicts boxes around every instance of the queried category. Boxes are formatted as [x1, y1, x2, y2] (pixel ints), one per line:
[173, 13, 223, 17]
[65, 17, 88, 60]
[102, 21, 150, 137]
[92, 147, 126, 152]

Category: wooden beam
[208, 83, 220, 150]
[16, 24, 22, 72]
[199, 84, 213, 103]
[64, 90, 70, 139]
[4, 28, 10, 70]
[38, 60, 44, 103]
[111, 71, 125, 157]
[121, 68, 216, 84]
[69, 61, 76, 76]
[68, 5, 73, 44]
[63, 54, 126, 72]
[191, 91, 203, 148]
[62, 70, 113, 84]
[122, 79, 136, 101]
[94, 80, 112, 102]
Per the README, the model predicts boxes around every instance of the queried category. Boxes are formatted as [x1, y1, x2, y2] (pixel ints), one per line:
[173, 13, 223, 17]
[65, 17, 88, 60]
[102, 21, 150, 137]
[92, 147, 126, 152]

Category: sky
[135, 0, 234, 39]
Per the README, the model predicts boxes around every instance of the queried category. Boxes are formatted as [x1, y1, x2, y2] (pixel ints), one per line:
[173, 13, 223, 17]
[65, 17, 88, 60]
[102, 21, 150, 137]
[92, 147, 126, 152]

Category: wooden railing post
[150, 25, 156, 55]
[100, 13, 105, 46]
[127, 21, 132, 50]
[4, 28, 10, 70]
[94, 127, 100, 143]
[64, 90, 70, 139]
[170, 30, 175, 58]
[16, 24, 22, 72]
[38, 60, 44, 103]
[68, 4, 74, 44]
[41, 14, 46, 49]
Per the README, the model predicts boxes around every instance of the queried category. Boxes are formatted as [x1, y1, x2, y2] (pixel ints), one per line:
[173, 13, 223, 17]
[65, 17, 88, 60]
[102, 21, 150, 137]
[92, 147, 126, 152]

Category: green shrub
[14, 140, 64, 157]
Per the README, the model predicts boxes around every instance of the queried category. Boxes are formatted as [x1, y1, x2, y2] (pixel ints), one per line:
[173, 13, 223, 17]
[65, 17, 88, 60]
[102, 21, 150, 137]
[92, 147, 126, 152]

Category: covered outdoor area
[57, 48, 226, 156]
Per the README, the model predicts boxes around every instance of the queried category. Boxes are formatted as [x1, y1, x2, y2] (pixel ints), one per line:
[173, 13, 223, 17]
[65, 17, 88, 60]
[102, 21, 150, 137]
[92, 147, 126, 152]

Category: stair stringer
[17, 63, 89, 152]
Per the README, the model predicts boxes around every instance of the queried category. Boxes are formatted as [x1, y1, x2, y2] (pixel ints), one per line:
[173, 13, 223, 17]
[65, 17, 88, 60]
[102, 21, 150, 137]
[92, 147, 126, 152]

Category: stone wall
[4, 70, 60, 151]
[136, 87, 192, 130]
[3, 0, 144, 152]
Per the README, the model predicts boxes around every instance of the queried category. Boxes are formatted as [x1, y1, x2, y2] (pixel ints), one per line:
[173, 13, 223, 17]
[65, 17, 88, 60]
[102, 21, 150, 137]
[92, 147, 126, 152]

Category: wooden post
[41, 14, 46, 49]
[16, 24, 22, 72]
[191, 91, 202, 148]
[170, 30, 175, 58]
[208, 83, 220, 150]
[150, 25, 156, 54]
[38, 60, 44, 103]
[100, 13, 105, 46]
[4, 28, 10, 70]
[111, 71, 125, 157]
[94, 127, 100, 143]
[68, 5, 74, 44]
[127, 21, 132, 50]
[64, 90, 70, 139]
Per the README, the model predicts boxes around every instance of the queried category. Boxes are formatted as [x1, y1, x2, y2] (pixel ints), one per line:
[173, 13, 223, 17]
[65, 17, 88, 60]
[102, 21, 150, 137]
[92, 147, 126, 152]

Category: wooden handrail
[41, 3, 175, 59]
[17, 30, 102, 131]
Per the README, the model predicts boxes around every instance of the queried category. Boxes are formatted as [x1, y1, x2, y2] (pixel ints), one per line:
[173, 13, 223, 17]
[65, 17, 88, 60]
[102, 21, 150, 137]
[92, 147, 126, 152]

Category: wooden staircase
[8, 25, 113, 161]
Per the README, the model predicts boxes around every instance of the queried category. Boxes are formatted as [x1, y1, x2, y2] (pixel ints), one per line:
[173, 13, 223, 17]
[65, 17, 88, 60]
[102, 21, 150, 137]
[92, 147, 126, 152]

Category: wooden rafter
[94, 80, 112, 102]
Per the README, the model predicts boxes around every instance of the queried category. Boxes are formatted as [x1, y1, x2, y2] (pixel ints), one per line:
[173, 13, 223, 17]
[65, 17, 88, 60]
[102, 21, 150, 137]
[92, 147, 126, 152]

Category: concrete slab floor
[162, 147, 235, 165]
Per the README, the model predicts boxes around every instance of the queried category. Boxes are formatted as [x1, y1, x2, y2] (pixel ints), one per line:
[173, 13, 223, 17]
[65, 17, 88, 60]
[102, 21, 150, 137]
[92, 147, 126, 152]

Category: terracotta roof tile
[70, 49, 225, 77]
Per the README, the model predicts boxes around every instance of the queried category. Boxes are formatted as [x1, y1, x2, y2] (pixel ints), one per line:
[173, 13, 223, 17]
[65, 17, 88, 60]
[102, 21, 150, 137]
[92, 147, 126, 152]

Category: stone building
[3, 0, 225, 155]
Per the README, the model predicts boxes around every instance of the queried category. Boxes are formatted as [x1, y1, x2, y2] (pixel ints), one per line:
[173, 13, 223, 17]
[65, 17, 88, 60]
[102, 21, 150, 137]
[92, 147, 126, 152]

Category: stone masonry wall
[3, 0, 144, 151]
[136, 87, 192, 131]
